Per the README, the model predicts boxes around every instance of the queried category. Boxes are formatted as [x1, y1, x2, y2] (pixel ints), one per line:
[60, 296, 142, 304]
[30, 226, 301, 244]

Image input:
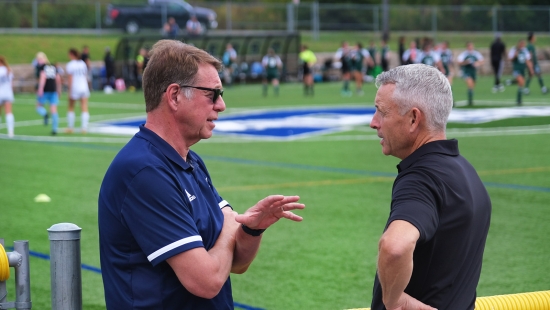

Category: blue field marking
[96, 106, 376, 139]
[5, 247, 263, 310]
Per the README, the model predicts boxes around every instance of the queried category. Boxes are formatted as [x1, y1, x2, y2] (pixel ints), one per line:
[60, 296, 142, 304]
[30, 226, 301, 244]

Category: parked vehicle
[105, 0, 218, 34]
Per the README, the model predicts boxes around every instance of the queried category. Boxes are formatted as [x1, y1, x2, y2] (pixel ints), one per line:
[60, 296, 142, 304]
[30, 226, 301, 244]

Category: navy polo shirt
[372, 139, 491, 310]
[98, 125, 233, 309]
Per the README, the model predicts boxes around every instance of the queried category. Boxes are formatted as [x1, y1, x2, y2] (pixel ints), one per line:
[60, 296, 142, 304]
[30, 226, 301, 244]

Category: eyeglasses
[174, 84, 224, 103]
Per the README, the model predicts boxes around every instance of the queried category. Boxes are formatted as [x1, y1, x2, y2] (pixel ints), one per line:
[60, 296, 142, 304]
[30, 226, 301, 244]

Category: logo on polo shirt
[185, 189, 196, 202]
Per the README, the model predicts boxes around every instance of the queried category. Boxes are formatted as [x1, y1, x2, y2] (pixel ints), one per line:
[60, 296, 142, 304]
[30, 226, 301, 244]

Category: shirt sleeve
[389, 171, 440, 243]
[122, 165, 204, 266]
[457, 52, 466, 62]
[475, 51, 484, 61]
[523, 48, 531, 60]
[508, 48, 515, 60]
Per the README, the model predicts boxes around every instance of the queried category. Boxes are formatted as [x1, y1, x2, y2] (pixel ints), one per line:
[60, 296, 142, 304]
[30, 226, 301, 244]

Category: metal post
[432, 6, 437, 41]
[96, 1, 102, 34]
[161, 4, 167, 29]
[381, 1, 390, 41]
[492, 6, 498, 33]
[0, 239, 31, 310]
[32, 0, 38, 30]
[48, 223, 82, 310]
[311, 2, 319, 41]
[373, 5, 379, 32]
[286, 3, 295, 33]
[13, 241, 31, 310]
[226, 1, 232, 32]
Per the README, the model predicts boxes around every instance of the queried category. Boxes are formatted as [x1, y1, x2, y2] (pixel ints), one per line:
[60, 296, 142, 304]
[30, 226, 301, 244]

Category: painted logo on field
[213, 107, 375, 139]
[91, 106, 550, 139]
[95, 107, 376, 140]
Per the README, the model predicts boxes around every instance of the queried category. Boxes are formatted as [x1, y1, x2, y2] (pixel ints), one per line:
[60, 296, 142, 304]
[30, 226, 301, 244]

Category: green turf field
[1, 75, 549, 309]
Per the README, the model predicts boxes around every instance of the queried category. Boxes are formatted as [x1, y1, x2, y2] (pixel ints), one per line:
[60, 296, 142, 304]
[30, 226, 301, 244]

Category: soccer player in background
[380, 40, 390, 72]
[525, 32, 547, 95]
[334, 41, 353, 96]
[438, 41, 454, 86]
[222, 43, 237, 86]
[135, 47, 149, 90]
[367, 40, 377, 77]
[457, 42, 483, 106]
[490, 33, 506, 93]
[35, 52, 61, 135]
[299, 44, 317, 96]
[0, 55, 15, 137]
[350, 42, 373, 96]
[261, 48, 283, 97]
[508, 39, 534, 106]
[402, 40, 420, 65]
[66, 48, 90, 134]
[417, 40, 444, 73]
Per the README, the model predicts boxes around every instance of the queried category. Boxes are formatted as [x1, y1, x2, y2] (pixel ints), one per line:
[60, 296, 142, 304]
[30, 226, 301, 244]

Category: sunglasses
[179, 85, 224, 103]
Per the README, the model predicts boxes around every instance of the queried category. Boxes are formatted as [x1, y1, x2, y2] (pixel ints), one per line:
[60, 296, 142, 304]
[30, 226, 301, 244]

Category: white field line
[0, 113, 146, 129]
[2, 124, 547, 143]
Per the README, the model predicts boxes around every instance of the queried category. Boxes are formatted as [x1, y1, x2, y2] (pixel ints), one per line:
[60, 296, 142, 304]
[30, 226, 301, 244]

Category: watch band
[241, 224, 265, 236]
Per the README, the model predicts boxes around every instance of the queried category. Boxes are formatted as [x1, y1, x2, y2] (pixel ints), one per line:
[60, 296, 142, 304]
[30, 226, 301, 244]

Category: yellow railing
[348, 290, 550, 310]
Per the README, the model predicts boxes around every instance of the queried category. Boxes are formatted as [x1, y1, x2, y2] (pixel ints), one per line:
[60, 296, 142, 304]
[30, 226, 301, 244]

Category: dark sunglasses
[174, 84, 224, 103]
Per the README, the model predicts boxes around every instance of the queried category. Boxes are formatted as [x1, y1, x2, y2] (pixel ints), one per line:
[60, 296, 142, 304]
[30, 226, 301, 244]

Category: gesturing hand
[234, 195, 305, 230]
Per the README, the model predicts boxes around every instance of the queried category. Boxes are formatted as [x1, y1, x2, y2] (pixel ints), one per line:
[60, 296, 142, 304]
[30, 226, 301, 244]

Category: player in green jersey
[457, 42, 484, 106]
[334, 41, 353, 96]
[261, 48, 283, 97]
[525, 32, 547, 95]
[508, 39, 535, 105]
[438, 41, 454, 86]
[350, 42, 373, 96]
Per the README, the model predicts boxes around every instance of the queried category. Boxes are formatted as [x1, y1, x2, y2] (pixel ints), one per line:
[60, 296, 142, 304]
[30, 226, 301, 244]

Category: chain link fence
[0, 1, 550, 35]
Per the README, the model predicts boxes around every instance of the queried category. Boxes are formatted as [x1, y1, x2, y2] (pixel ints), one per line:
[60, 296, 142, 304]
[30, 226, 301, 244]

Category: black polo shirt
[371, 139, 491, 310]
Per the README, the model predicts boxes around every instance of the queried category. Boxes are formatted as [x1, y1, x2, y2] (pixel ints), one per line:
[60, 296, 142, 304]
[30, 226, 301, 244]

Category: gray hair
[375, 64, 453, 132]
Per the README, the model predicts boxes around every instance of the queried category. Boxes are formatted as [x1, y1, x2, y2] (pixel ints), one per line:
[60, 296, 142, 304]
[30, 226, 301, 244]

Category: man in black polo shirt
[369, 64, 491, 310]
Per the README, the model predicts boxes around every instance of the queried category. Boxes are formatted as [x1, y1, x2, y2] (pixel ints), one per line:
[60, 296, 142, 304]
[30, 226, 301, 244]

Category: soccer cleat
[64, 128, 73, 134]
[498, 85, 505, 92]
[523, 88, 530, 95]
[51, 130, 57, 136]
[44, 113, 49, 126]
[542, 86, 548, 94]
[505, 79, 512, 86]
[492, 86, 498, 94]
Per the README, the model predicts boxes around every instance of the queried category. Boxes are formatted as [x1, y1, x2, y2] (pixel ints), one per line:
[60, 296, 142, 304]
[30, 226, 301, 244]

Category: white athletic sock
[67, 111, 75, 129]
[81, 112, 89, 131]
[6, 113, 14, 137]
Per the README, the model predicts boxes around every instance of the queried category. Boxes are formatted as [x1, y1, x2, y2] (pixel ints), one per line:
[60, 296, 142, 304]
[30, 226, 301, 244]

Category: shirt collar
[397, 139, 459, 173]
[136, 124, 193, 171]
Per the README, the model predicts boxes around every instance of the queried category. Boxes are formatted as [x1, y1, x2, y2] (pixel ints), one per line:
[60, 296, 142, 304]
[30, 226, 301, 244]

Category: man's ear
[409, 107, 422, 132]
[165, 84, 179, 111]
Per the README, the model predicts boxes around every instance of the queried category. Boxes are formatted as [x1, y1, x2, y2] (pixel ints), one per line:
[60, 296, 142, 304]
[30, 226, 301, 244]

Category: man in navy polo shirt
[98, 40, 305, 309]
[369, 64, 491, 310]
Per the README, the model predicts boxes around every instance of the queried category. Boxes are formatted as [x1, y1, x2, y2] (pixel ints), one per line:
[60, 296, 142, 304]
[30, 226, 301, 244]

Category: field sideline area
[1, 76, 549, 309]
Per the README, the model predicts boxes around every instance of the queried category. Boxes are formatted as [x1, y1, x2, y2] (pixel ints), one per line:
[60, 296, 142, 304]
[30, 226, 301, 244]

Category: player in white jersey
[0, 56, 15, 137]
[66, 48, 90, 133]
